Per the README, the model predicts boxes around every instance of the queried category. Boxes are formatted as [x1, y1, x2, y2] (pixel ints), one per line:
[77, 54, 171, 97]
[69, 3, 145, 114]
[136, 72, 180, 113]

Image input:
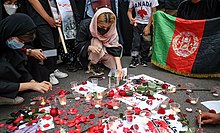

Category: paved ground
[0, 56, 219, 132]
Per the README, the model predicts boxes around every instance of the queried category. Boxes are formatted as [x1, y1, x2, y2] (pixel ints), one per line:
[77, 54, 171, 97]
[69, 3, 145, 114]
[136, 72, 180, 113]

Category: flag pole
[48, 0, 68, 53]
[58, 26, 67, 53]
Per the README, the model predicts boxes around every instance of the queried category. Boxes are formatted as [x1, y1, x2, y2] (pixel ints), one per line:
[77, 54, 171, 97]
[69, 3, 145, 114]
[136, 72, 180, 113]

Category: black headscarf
[0, 13, 36, 46]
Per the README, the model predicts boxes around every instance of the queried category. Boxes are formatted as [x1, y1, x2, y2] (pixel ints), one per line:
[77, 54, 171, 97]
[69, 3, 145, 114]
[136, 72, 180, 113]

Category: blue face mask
[6, 39, 25, 49]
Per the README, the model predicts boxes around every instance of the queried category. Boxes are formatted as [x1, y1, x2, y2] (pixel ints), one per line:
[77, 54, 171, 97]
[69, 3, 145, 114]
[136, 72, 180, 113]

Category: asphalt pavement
[0, 56, 219, 132]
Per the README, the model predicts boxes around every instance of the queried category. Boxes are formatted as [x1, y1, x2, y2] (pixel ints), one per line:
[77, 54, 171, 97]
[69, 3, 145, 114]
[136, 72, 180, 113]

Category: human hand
[30, 49, 46, 62]
[129, 18, 136, 26]
[143, 26, 150, 36]
[196, 112, 220, 124]
[88, 46, 102, 54]
[31, 81, 52, 93]
[117, 69, 125, 80]
[46, 16, 57, 28]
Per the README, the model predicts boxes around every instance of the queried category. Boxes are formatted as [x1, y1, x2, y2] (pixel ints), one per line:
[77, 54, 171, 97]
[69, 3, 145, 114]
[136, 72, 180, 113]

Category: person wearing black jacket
[0, 14, 52, 105]
[177, 0, 220, 20]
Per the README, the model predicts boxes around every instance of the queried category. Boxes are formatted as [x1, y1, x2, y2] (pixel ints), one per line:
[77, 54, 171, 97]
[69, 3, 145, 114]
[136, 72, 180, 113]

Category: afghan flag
[152, 11, 220, 78]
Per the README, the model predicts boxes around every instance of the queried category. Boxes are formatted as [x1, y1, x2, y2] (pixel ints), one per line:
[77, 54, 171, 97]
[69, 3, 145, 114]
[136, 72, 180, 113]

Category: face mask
[97, 27, 110, 35]
[6, 39, 24, 49]
[4, 4, 18, 15]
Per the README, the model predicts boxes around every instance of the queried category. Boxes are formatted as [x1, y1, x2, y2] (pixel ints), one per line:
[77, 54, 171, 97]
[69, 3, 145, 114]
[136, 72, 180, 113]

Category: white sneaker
[54, 69, 68, 78]
[50, 73, 59, 85]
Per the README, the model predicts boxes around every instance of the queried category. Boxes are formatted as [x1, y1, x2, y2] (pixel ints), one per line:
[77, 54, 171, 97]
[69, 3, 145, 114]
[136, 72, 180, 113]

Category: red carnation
[119, 90, 126, 96]
[89, 114, 95, 119]
[209, 109, 216, 114]
[107, 104, 113, 109]
[157, 108, 166, 114]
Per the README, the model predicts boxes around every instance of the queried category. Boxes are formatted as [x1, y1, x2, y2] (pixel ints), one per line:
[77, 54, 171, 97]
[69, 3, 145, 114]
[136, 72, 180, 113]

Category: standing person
[177, 0, 220, 20]
[0, 14, 52, 105]
[26, 0, 68, 85]
[75, 8, 124, 79]
[127, 0, 158, 68]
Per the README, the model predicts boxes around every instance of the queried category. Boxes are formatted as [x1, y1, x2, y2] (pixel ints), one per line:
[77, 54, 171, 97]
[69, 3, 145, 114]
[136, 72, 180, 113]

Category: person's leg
[130, 24, 141, 68]
[36, 25, 68, 85]
[100, 54, 116, 69]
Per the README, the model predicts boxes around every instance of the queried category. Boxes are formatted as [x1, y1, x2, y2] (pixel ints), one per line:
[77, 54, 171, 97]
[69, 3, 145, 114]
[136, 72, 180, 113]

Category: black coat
[0, 14, 36, 98]
[177, 0, 220, 20]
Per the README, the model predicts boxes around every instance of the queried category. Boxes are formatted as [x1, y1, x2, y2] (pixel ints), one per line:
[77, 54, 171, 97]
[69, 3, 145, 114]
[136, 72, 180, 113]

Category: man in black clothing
[26, 0, 68, 85]
[177, 0, 220, 20]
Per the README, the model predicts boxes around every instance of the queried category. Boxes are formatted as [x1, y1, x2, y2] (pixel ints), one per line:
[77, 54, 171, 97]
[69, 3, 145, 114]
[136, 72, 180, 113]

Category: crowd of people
[0, 0, 220, 125]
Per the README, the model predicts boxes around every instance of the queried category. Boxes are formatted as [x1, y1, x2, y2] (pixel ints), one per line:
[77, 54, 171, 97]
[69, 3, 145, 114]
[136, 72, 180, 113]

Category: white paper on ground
[201, 100, 220, 113]
[42, 49, 57, 57]
[103, 110, 187, 133]
[74, 81, 107, 95]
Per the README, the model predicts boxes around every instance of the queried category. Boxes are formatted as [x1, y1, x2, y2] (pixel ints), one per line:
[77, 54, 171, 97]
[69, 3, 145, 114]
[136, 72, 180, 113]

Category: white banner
[56, 0, 76, 40]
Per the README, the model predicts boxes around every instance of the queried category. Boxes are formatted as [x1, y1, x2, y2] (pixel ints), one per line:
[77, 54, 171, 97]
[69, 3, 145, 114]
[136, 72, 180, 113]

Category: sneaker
[54, 69, 68, 78]
[50, 73, 59, 85]
[141, 60, 148, 67]
[0, 96, 24, 105]
[129, 58, 139, 68]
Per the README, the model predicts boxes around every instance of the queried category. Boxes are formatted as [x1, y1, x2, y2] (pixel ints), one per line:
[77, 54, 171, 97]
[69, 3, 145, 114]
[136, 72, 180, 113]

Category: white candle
[75, 97, 80, 101]
[161, 104, 167, 108]
[60, 101, 66, 106]
[113, 106, 119, 110]
[190, 100, 197, 104]
[97, 95, 103, 99]
[127, 106, 133, 110]
[95, 104, 101, 108]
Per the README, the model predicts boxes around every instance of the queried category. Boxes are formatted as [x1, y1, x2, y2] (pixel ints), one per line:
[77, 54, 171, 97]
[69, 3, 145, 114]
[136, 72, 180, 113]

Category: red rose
[161, 83, 169, 89]
[107, 104, 113, 109]
[13, 116, 23, 123]
[79, 87, 85, 91]
[157, 108, 166, 114]
[209, 109, 216, 114]
[119, 90, 126, 96]
[108, 90, 114, 97]
[181, 114, 187, 117]
[43, 124, 50, 128]
[134, 107, 141, 115]
[168, 114, 175, 120]
[89, 114, 95, 119]
[185, 99, 191, 103]
[169, 99, 174, 103]
[82, 81, 87, 85]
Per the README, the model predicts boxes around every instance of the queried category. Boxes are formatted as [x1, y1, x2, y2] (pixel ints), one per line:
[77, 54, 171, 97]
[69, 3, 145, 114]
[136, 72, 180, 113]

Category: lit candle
[95, 104, 101, 108]
[58, 95, 67, 106]
[127, 106, 133, 110]
[168, 87, 176, 93]
[40, 98, 46, 106]
[84, 93, 92, 101]
[113, 106, 119, 110]
[96, 92, 103, 99]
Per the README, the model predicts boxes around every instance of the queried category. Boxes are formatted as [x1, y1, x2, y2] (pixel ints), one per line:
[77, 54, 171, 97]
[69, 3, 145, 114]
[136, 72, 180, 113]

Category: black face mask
[97, 27, 110, 35]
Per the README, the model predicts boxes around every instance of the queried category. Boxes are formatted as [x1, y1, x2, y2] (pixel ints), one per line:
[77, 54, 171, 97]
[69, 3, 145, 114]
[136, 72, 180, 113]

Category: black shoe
[140, 58, 148, 67]
[129, 58, 139, 68]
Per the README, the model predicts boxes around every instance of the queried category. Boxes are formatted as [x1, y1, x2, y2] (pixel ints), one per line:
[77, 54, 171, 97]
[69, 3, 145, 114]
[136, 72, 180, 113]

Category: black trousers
[131, 23, 151, 61]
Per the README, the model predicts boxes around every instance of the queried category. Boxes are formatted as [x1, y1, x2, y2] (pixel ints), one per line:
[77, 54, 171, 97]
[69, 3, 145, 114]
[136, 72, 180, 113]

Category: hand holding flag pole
[48, 0, 68, 54]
